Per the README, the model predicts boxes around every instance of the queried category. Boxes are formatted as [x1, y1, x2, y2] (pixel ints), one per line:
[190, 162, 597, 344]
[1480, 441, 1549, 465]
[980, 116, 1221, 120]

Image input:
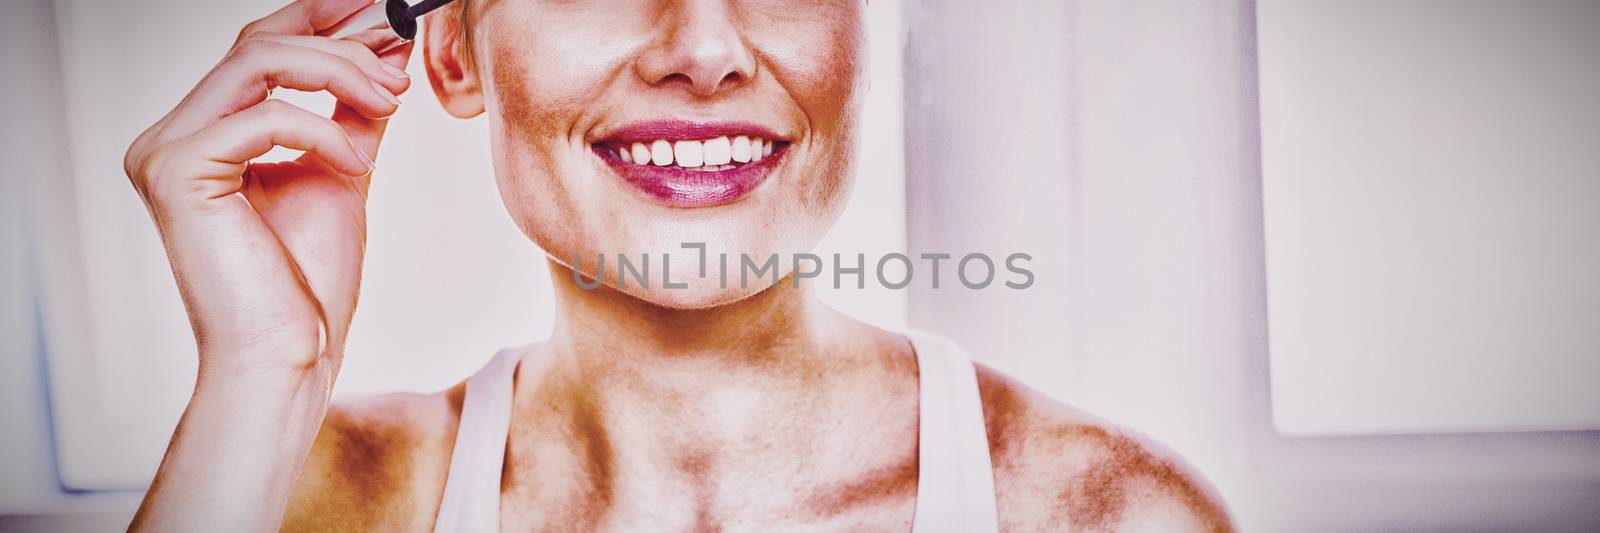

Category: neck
[504, 260, 919, 521]
[543, 258, 844, 367]
[523, 258, 881, 443]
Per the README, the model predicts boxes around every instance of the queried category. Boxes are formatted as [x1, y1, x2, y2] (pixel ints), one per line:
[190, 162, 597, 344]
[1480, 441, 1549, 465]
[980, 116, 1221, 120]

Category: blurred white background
[4, 0, 1599, 531]
[1260, 0, 1600, 436]
[904, 0, 1597, 530]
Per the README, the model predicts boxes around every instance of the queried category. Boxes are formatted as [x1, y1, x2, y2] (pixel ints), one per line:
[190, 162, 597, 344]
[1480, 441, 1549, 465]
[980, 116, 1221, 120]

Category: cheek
[479, 6, 645, 147]
[478, 16, 634, 261]
[484, 55, 579, 261]
[483, 24, 603, 157]
[765, 14, 868, 218]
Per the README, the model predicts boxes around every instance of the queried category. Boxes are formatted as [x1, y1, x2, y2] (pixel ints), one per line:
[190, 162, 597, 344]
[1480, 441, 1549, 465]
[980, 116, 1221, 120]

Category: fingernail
[371, 80, 400, 106]
[380, 61, 410, 80]
[352, 141, 376, 173]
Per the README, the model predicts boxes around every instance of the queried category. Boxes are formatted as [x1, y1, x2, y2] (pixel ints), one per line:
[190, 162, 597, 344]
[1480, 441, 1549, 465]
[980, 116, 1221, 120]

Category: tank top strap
[433, 346, 523, 533]
[434, 335, 1002, 532]
[906, 329, 1001, 533]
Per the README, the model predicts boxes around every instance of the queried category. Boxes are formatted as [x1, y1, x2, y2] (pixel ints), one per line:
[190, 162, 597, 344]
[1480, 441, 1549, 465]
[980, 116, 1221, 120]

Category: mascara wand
[324, 0, 459, 43]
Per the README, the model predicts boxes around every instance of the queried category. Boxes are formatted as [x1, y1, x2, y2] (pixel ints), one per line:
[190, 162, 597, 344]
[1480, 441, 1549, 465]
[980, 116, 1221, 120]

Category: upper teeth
[616, 136, 775, 169]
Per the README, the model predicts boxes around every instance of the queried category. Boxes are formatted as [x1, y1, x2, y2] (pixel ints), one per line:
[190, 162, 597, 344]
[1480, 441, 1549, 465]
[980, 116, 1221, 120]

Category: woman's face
[427, 1, 868, 309]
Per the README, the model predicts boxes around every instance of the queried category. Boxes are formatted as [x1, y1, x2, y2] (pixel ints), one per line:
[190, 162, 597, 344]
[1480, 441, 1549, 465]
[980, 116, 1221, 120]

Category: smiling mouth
[592, 121, 791, 207]
[605, 134, 780, 169]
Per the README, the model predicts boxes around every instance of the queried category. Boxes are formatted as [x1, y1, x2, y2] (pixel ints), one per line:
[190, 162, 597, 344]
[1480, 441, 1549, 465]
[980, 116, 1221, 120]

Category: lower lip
[593, 144, 787, 207]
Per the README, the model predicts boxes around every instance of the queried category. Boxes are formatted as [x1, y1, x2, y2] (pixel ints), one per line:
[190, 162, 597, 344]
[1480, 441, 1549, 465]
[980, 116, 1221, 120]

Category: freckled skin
[283, 348, 1231, 532]
[976, 368, 1234, 532]
[281, 386, 463, 532]
[278, 0, 1233, 530]
[459, 0, 867, 310]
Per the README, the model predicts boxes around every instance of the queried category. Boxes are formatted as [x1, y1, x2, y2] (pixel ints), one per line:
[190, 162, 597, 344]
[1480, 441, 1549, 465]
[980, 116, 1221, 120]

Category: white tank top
[431, 330, 1000, 532]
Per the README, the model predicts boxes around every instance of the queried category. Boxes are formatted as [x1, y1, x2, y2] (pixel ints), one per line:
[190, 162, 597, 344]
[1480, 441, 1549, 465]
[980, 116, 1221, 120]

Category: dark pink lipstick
[592, 120, 790, 207]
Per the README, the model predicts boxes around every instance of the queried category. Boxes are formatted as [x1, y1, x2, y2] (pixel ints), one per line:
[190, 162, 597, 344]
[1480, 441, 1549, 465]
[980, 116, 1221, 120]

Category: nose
[635, 0, 756, 97]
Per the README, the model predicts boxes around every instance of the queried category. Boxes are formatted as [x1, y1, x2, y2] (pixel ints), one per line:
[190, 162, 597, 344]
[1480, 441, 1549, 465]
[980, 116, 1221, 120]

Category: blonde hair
[444, 0, 476, 73]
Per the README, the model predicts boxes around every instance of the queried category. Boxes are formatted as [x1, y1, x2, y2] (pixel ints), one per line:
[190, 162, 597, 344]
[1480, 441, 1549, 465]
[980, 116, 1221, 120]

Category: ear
[423, 10, 484, 119]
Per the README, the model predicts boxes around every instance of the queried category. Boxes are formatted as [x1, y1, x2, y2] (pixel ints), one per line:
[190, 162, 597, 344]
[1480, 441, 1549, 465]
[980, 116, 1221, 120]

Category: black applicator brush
[324, 0, 459, 44]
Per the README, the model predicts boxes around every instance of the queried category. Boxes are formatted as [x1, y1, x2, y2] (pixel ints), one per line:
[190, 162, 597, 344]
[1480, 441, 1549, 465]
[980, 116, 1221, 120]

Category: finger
[257, 34, 412, 94]
[374, 30, 415, 71]
[338, 27, 409, 54]
[183, 99, 374, 180]
[333, 40, 415, 194]
[163, 38, 401, 142]
[238, 0, 376, 40]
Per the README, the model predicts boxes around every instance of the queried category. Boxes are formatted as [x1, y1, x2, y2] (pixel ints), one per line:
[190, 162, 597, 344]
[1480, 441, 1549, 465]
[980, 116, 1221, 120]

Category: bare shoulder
[281, 384, 466, 532]
[973, 364, 1233, 532]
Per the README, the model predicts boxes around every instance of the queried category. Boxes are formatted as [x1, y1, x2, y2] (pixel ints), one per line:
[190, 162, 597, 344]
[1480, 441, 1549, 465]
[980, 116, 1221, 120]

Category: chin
[613, 278, 770, 310]
[546, 233, 802, 311]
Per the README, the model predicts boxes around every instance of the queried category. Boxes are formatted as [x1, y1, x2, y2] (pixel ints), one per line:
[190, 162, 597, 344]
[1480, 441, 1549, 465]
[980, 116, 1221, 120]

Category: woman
[123, 0, 1231, 530]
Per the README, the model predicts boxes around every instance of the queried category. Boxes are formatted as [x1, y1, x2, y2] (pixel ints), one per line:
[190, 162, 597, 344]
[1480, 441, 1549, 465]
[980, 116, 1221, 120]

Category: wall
[0, 0, 143, 527]
[1260, 0, 1600, 436]
[904, 0, 1600, 531]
